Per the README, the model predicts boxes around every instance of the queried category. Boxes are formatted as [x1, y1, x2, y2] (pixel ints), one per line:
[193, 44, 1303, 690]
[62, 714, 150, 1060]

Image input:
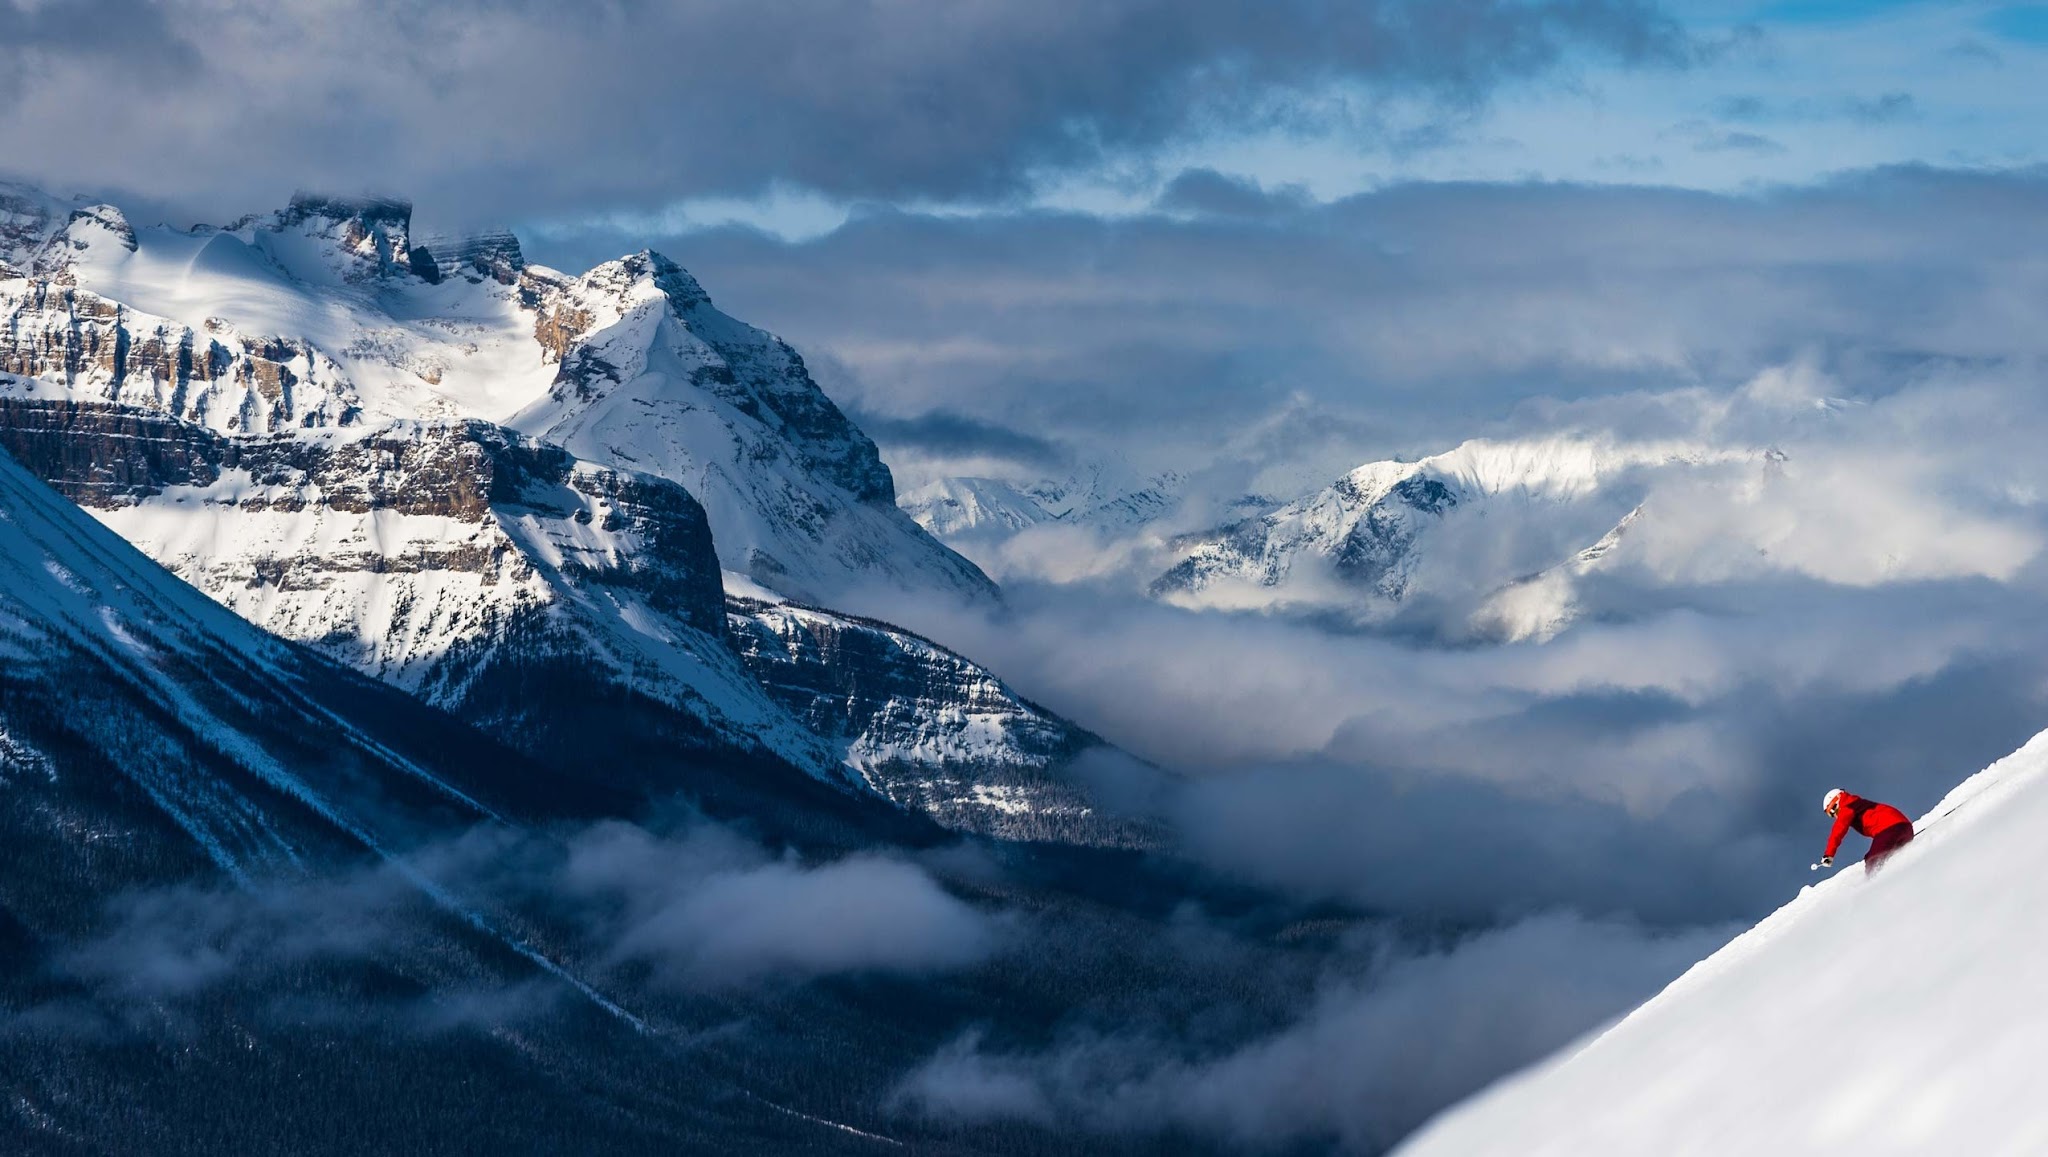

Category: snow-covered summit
[505, 249, 989, 601]
[1152, 435, 1752, 624]
[1396, 726, 2048, 1156]
[0, 184, 991, 605]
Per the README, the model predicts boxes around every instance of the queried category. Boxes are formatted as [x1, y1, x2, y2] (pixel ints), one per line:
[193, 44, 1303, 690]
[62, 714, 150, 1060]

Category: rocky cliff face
[728, 598, 1150, 847]
[0, 399, 803, 761]
[1, 184, 993, 605]
[0, 183, 69, 273]
[0, 276, 358, 433]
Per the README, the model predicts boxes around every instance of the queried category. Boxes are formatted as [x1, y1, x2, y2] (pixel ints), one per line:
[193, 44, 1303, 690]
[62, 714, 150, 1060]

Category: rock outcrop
[729, 598, 1150, 847]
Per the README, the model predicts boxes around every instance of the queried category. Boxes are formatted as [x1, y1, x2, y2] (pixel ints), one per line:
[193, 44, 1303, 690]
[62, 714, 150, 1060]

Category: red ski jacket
[1824, 793, 1911, 859]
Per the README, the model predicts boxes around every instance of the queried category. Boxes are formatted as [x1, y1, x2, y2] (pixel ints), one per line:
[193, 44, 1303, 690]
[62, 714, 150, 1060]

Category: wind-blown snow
[1395, 726, 2048, 1156]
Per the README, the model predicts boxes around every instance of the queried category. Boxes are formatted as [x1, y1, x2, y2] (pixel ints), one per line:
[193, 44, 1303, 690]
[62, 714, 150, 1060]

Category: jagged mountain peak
[280, 189, 414, 229]
[258, 189, 427, 281]
[0, 183, 991, 604]
[60, 203, 139, 252]
[0, 182, 72, 266]
[616, 248, 714, 309]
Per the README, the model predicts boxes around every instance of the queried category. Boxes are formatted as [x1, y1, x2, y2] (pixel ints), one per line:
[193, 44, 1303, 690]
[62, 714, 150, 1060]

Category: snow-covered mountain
[898, 465, 1198, 585]
[0, 398, 840, 773]
[1151, 437, 1754, 628]
[0, 438, 1192, 1154]
[900, 468, 1185, 541]
[1395, 726, 2048, 1156]
[0, 183, 990, 604]
[0, 184, 1131, 843]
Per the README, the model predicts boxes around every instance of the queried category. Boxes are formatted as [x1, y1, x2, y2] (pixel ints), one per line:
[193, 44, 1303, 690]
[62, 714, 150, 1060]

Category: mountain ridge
[0, 183, 1129, 845]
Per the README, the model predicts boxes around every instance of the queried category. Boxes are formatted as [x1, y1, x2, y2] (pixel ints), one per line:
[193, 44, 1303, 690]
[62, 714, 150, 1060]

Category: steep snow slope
[1396, 727, 2048, 1157]
[0, 439, 500, 873]
[508, 251, 995, 602]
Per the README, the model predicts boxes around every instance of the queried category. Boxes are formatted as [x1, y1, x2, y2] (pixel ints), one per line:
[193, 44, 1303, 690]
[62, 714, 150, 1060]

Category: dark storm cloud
[1155, 168, 1315, 219]
[0, 0, 1689, 221]
[0, 0, 199, 82]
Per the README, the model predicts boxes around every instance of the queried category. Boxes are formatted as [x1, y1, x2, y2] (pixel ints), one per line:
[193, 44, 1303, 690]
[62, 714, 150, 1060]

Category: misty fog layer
[658, 171, 2048, 1145]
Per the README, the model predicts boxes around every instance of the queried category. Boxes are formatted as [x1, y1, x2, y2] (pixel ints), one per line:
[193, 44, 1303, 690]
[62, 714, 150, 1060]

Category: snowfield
[1395, 726, 2048, 1157]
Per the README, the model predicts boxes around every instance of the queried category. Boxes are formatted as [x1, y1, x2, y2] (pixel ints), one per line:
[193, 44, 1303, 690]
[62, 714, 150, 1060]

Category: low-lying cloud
[838, 348, 2048, 934]
[561, 821, 1002, 988]
[898, 912, 1732, 1151]
[48, 817, 1004, 1026]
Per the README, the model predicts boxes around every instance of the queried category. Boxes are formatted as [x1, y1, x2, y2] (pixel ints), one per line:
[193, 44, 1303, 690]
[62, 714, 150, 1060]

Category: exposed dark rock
[729, 597, 1155, 848]
[421, 228, 526, 284]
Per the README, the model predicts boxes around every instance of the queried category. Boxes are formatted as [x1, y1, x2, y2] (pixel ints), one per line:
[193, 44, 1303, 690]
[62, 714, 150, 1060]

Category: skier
[1814, 788, 1914, 874]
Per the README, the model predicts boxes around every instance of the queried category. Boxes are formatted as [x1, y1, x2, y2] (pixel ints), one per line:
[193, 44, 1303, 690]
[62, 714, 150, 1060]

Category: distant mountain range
[905, 436, 1787, 641]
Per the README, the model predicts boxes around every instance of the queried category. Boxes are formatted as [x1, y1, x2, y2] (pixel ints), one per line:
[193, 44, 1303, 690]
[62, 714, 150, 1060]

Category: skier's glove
[1819, 856, 1833, 868]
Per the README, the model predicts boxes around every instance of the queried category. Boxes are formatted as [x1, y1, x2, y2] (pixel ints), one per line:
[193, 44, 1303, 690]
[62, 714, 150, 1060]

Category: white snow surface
[1395, 725, 2048, 1157]
[81, 431, 843, 781]
[0, 444, 489, 874]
